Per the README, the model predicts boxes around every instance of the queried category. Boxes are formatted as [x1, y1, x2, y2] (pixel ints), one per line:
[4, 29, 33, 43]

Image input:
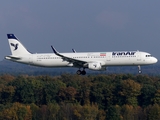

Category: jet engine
[88, 62, 106, 71]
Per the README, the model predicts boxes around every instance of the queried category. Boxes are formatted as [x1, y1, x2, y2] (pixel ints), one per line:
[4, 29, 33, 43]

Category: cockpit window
[146, 55, 152, 57]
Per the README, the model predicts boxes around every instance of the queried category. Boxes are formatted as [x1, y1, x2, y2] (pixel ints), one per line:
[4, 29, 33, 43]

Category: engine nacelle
[88, 62, 106, 71]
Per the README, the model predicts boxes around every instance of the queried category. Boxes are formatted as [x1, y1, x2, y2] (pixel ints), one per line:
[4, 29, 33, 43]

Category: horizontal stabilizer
[5, 55, 21, 60]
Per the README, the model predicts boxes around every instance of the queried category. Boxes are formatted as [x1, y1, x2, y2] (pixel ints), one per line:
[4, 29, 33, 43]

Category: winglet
[51, 46, 65, 58]
[72, 49, 76, 53]
[51, 46, 59, 54]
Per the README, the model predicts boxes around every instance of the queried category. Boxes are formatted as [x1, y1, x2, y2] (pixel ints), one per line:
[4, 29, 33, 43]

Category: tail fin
[7, 34, 31, 56]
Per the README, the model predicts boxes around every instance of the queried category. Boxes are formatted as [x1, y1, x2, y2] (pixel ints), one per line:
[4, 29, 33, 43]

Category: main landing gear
[76, 69, 86, 75]
[138, 65, 142, 74]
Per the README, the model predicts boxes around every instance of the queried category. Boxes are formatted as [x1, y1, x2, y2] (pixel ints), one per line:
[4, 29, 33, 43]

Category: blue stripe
[7, 34, 18, 40]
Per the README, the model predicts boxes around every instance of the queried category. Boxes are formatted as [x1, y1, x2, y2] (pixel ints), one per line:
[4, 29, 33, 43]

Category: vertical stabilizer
[7, 34, 31, 56]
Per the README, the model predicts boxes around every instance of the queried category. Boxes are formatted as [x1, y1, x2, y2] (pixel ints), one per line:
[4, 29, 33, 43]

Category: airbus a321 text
[5, 34, 158, 75]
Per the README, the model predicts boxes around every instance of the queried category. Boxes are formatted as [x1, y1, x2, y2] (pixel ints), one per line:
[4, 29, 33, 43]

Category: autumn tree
[145, 104, 160, 120]
[119, 79, 141, 106]
[106, 105, 121, 120]
[153, 89, 160, 105]
[139, 84, 156, 107]
[0, 102, 32, 120]
[58, 86, 77, 102]
[0, 85, 15, 104]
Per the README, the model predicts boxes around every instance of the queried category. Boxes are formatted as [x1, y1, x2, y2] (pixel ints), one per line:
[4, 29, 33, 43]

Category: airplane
[5, 34, 158, 75]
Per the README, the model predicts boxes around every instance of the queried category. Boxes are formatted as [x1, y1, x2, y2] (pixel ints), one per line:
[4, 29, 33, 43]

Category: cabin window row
[38, 57, 61, 59]
[112, 56, 136, 58]
[37, 56, 106, 59]
[146, 55, 152, 57]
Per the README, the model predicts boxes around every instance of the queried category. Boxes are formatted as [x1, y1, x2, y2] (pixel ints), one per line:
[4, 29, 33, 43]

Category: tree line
[0, 74, 160, 119]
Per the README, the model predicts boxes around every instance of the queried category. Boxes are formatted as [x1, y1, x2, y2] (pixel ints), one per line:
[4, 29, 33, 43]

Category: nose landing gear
[138, 65, 142, 74]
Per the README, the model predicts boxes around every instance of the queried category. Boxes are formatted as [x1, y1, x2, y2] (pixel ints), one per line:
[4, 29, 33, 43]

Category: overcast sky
[1, 1, 160, 60]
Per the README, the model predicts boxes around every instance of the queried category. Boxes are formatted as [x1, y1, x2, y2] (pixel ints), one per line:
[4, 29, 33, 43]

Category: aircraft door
[106, 53, 111, 62]
[29, 54, 33, 65]
[137, 51, 141, 62]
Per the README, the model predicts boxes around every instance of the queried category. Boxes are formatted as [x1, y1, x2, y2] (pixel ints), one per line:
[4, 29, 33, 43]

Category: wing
[51, 46, 87, 67]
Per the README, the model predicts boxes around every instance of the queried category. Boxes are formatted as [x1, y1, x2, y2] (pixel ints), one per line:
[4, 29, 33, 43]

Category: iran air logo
[10, 43, 18, 50]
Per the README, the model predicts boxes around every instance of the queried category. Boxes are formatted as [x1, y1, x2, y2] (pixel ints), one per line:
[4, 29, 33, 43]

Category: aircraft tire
[76, 70, 81, 75]
[81, 70, 86, 75]
[138, 70, 142, 74]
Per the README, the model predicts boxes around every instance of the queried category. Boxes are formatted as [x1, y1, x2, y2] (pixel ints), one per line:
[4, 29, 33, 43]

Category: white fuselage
[6, 34, 158, 75]
[6, 51, 158, 68]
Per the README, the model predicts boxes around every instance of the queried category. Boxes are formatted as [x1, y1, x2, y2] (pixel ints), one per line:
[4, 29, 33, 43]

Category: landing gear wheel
[76, 70, 81, 75]
[81, 70, 86, 75]
[76, 69, 86, 75]
[138, 70, 142, 74]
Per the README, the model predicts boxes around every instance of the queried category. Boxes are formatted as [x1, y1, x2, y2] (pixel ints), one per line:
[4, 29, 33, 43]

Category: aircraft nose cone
[155, 58, 158, 63]
[154, 57, 158, 63]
